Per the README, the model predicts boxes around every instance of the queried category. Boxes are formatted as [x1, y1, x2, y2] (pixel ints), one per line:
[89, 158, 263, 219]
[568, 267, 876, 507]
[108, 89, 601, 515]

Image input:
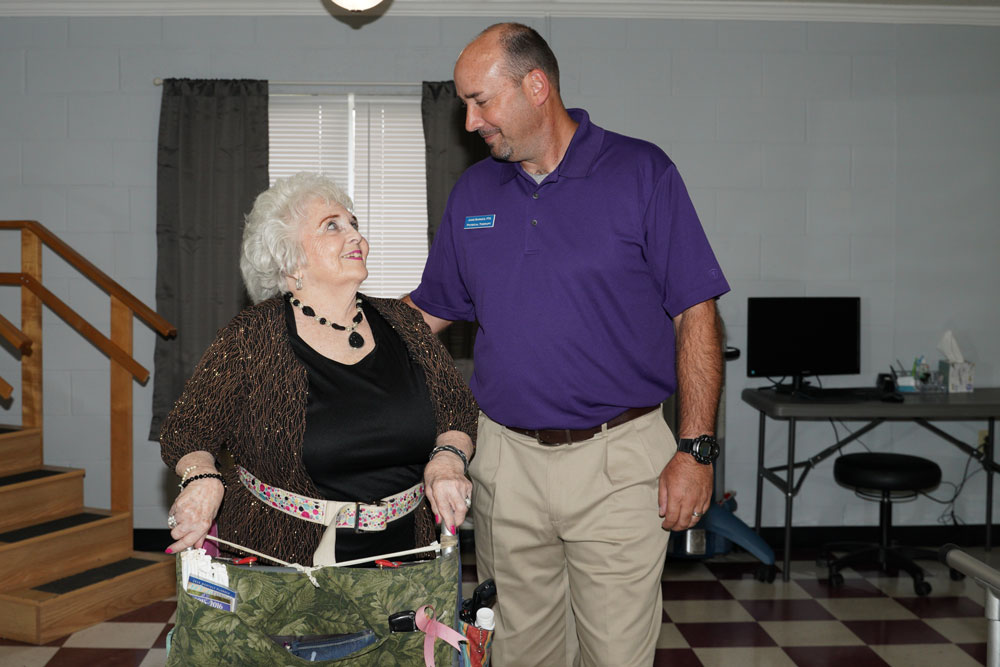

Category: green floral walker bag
[166, 535, 463, 666]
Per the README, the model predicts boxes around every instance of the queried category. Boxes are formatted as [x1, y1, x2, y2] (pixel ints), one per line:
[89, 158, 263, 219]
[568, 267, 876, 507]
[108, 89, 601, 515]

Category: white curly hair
[240, 172, 354, 304]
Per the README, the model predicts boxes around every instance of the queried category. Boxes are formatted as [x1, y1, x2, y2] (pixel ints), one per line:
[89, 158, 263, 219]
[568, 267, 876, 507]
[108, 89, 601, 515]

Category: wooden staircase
[0, 220, 177, 644]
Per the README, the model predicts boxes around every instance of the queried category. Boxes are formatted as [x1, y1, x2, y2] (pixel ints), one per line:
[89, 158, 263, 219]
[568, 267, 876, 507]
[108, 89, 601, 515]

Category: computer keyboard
[797, 386, 886, 402]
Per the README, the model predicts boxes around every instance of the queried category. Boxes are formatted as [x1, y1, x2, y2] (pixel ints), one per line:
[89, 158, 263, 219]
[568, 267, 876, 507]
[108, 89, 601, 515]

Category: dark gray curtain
[421, 81, 490, 359]
[149, 79, 269, 439]
[422, 81, 491, 243]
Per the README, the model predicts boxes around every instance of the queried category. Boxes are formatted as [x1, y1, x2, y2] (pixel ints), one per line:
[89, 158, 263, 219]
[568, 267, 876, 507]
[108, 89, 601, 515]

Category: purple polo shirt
[411, 109, 729, 429]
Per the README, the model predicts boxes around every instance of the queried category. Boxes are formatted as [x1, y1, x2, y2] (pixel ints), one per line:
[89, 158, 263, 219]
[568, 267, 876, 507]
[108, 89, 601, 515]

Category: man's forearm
[674, 299, 724, 437]
[402, 294, 454, 334]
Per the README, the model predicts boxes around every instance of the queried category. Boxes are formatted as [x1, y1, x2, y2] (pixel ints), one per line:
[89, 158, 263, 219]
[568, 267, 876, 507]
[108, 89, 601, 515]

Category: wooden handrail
[2, 219, 174, 515]
[0, 273, 149, 383]
[0, 220, 176, 338]
[18, 233, 42, 428]
[0, 312, 31, 355]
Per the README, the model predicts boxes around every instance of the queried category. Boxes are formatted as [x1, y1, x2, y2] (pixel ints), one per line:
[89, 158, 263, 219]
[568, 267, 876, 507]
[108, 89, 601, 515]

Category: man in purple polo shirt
[405, 23, 729, 667]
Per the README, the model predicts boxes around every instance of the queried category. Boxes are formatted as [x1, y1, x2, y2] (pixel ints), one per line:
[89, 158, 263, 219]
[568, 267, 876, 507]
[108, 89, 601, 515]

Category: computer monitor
[746, 296, 861, 392]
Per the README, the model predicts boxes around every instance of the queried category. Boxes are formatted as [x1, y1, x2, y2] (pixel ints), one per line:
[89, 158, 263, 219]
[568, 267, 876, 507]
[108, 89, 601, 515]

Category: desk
[742, 387, 1000, 581]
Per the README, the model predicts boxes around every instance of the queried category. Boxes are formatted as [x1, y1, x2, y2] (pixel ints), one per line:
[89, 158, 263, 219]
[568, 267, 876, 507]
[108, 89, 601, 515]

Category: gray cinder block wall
[0, 14, 998, 530]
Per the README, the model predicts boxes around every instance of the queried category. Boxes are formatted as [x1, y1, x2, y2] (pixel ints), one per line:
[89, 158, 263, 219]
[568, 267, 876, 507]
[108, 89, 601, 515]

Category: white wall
[0, 15, 998, 530]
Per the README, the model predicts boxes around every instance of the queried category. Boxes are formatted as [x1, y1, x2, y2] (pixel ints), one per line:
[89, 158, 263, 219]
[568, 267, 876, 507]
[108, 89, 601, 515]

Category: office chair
[821, 452, 949, 596]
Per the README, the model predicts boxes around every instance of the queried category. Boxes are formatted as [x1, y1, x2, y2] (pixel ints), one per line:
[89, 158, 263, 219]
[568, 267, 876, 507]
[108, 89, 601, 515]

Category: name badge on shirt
[464, 214, 495, 229]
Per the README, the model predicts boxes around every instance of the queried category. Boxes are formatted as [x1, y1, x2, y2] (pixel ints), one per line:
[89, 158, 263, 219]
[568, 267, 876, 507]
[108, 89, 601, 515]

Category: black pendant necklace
[286, 292, 366, 349]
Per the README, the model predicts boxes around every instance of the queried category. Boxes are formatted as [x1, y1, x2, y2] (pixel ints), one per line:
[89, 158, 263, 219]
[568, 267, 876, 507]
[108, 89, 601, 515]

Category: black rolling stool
[822, 452, 949, 596]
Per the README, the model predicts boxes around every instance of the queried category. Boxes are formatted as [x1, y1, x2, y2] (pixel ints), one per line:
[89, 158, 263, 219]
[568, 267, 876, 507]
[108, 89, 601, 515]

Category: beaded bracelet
[180, 472, 226, 490]
[429, 445, 469, 476]
[179, 464, 201, 485]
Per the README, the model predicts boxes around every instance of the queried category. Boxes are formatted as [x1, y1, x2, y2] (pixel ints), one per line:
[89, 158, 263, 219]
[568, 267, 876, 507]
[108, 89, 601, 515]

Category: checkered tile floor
[1, 546, 994, 666]
[653, 547, 993, 667]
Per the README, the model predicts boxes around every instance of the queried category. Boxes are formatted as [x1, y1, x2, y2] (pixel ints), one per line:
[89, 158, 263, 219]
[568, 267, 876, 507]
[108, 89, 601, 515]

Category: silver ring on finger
[167, 514, 178, 529]
[464, 496, 472, 509]
[691, 510, 703, 519]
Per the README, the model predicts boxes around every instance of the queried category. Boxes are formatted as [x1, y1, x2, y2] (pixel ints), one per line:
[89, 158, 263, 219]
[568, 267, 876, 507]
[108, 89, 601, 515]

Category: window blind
[269, 94, 428, 299]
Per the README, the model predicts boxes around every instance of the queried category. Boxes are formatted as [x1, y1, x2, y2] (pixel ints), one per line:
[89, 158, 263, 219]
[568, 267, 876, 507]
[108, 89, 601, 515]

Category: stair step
[0, 469, 62, 485]
[0, 466, 84, 533]
[0, 552, 175, 644]
[0, 510, 132, 591]
[0, 512, 105, 543]
[34, 557, 156, 594]
[0, 426, 43, 477]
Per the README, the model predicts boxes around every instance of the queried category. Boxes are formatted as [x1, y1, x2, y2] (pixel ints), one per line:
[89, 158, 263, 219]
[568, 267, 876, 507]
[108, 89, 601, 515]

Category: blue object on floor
[699, 502, 774, 566]
[667, 494, 776, 581]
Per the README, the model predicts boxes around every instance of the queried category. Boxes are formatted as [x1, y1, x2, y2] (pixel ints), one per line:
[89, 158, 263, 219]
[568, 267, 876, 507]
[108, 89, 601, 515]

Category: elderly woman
[160, 172, 477, 566]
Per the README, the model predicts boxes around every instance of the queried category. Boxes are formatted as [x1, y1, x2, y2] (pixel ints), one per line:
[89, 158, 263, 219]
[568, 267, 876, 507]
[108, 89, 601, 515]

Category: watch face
[690, 436, 719, 464]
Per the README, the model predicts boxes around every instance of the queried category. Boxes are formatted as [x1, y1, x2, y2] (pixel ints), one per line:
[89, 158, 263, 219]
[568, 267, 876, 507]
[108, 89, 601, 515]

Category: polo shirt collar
[498, 108, 603, 185]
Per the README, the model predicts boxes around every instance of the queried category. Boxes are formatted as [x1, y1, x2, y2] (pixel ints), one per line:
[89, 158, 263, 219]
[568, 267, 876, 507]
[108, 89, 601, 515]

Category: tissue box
[939, 360, 975, 393]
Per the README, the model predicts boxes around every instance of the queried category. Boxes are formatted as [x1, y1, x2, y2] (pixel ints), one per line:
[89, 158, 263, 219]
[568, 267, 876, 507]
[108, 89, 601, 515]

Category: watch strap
[677, 435, 719, 465]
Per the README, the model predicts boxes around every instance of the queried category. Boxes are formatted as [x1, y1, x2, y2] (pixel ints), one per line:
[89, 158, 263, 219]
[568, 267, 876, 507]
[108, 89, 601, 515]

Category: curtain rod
[153, 78, 420, 86]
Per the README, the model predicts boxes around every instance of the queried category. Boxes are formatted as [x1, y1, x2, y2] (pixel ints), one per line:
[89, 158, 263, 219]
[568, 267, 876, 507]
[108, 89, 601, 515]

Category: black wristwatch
[677, 435, 720, 465]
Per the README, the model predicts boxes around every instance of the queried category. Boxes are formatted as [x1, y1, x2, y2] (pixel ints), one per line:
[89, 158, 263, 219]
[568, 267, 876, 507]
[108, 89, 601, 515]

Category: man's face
[454, 38, 537, 163]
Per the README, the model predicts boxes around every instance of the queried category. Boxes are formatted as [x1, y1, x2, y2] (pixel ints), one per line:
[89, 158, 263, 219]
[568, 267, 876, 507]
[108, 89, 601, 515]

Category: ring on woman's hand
[691, 510, 703, 518]
[167, 514, 178, 529]
[464, 496, 472, 509]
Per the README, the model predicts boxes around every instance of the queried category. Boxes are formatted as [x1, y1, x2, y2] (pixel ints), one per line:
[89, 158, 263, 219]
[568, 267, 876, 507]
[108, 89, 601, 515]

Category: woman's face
[296, 197, 369, 291]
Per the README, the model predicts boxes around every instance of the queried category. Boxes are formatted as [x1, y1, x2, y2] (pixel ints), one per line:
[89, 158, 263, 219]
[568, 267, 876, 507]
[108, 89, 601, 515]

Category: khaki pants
[470, 410, 674, 667]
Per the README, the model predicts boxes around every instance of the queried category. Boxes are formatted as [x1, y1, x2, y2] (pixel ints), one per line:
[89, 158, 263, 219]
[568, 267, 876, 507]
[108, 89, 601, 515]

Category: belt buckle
[354, 500, 388, 533]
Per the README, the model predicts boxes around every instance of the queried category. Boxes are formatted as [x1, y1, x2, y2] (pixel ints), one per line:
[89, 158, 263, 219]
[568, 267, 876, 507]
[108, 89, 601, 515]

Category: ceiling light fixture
[331, 0, 385, 10]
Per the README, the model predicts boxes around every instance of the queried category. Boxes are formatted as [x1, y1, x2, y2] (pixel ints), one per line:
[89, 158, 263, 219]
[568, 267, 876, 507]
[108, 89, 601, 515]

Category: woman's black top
[285, 296, 437, 562]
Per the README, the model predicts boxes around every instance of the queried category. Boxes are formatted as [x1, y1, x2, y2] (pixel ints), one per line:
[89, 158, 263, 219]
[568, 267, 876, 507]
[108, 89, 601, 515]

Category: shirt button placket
[525, 189, 541, 253]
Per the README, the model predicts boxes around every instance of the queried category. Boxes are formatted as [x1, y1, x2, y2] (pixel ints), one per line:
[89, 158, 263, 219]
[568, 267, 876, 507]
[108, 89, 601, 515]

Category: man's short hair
[488, 23, 561, 93]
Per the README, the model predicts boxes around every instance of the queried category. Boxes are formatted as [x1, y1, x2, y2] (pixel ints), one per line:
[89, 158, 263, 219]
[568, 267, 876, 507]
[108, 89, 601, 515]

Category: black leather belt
[505, 405, 660, 446]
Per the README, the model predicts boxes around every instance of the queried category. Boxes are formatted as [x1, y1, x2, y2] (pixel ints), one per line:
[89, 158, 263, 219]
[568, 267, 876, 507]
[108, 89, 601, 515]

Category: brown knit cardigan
[159, 295, 478, 565]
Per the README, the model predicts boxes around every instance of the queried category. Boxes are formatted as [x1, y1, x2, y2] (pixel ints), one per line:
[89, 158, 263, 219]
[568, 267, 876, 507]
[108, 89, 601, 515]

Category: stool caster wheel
[755, 564, 776, 583]
[950, 568, 966, 581]
[828, 571, 844, 588]
[914, 580, 932, 596]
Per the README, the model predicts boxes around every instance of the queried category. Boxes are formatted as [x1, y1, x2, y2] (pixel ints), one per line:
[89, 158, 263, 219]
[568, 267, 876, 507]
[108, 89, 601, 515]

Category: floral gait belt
[236, 465, 424, 532]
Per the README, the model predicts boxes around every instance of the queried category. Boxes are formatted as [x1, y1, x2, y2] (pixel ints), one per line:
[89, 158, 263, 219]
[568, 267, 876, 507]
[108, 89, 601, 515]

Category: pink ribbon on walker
[415, 604, 467, 667]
